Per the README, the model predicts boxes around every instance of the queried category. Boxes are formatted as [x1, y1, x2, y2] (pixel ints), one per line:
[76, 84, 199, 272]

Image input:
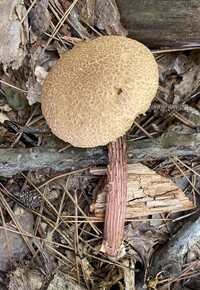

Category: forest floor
[0, 1, 199, 290]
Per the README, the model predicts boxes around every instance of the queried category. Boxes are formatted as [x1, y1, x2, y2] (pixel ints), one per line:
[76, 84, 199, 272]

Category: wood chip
[91, 164, 194, 218]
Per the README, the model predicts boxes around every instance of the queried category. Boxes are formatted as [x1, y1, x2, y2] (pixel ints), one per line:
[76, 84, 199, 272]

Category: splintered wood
[91, 164, 194, 219]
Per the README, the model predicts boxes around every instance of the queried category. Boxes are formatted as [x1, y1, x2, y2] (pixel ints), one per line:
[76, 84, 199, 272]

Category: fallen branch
[1, 132, 200, 177]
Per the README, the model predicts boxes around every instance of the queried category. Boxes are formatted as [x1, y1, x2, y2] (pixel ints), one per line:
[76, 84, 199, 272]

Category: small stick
[103, 136, 127, 258]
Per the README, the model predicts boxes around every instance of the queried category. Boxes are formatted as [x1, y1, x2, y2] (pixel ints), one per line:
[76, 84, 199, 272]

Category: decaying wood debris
[91, 163, 194, 219]
[1, 131, 200, 177]
[116, 0, 200, 48]
[148, 214, 200, 289]
[8, 268, 86, 290]
[0, 0, 200, 289]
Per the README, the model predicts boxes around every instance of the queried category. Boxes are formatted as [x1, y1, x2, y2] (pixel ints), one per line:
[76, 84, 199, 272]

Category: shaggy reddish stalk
[103, 136, 127, 257]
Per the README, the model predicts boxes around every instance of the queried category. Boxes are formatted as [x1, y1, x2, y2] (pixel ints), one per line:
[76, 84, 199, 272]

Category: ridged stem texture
[103, 136, 127, 257]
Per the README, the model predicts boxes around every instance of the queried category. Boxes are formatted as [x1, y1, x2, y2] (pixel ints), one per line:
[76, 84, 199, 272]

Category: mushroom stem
[103, 135, 127, 258]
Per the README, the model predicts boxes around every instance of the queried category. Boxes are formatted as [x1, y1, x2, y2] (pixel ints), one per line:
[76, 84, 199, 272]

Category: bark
[0, 132, 200, 177]
[90, 164, 194, 219]
[116, 0, 200, 49]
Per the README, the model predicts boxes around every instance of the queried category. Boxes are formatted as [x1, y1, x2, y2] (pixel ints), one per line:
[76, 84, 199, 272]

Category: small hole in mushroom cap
[117, 88, 123, 95]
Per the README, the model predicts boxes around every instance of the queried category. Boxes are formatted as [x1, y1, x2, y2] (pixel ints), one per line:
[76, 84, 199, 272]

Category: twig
[1, 131, 200, 177]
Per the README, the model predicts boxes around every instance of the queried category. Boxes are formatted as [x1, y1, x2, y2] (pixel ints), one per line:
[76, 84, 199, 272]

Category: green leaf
[4, 88, 28, 111]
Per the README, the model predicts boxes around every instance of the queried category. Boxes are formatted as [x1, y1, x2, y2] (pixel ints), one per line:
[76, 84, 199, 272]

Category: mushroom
[41, 36, 159, 257]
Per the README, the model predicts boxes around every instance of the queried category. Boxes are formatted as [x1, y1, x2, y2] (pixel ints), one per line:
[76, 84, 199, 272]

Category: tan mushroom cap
[41, 36, 158, 148]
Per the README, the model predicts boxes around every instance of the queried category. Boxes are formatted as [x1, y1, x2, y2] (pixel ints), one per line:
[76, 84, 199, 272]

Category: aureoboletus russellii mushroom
[41, 36, 159, 258]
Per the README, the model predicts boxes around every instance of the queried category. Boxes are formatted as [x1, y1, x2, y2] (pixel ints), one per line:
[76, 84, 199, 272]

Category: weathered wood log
[1, 132, 200, 177]
[116, 0, 200, 49]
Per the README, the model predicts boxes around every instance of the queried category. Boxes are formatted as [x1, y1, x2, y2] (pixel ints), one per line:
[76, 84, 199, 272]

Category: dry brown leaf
[0, 112, 9, 124]
[94, 0, 127, 35]
[174, 52, 200, 103]
[0, 207, 34, 271]
[0, 0, 28, 68]
[29, 0, 50, 35]
[0, 0, 22, 64]
[9, 267, 44, 290]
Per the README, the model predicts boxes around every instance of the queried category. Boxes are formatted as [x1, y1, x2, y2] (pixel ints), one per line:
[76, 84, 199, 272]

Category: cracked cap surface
[41, 36, 159, 147]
